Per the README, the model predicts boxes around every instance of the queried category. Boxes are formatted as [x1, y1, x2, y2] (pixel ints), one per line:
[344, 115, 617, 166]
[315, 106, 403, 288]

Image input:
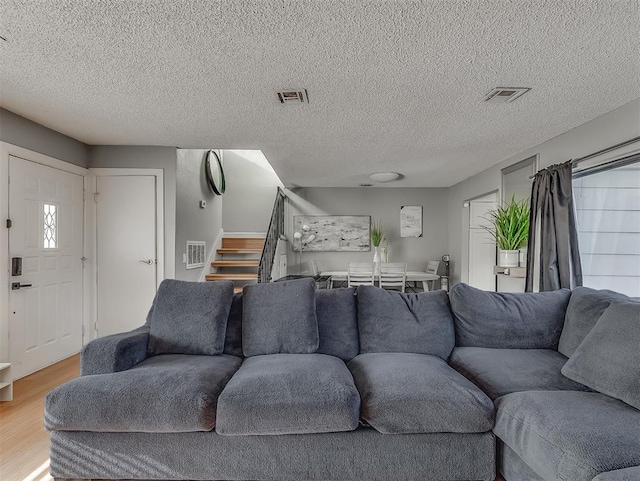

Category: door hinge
[6, 219, 12, 228]
[94, 192, 99, 203]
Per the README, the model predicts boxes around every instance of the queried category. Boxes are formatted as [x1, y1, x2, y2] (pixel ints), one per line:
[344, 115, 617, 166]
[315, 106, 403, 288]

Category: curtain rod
[529, 136, 640, 179]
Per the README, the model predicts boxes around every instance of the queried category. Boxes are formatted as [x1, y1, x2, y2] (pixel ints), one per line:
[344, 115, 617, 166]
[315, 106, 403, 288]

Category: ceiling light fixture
[369, 172, 401, 183]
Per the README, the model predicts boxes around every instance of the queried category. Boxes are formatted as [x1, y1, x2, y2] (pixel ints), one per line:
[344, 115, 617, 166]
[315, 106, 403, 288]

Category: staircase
[205, 236, 264, 292]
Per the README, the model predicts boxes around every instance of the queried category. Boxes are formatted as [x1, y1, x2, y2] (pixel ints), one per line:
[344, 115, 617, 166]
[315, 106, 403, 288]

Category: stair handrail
[258, 187, 287, 283]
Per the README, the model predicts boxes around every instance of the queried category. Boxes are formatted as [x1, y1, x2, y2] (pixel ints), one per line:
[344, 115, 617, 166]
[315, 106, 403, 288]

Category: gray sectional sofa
[44, 278, 640, 481]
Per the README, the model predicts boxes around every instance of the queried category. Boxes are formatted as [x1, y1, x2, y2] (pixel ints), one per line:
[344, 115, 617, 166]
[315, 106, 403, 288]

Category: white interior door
[9, 155, 83, 379]
[468, 197, 497, 291]
[96, 175, 158, 337]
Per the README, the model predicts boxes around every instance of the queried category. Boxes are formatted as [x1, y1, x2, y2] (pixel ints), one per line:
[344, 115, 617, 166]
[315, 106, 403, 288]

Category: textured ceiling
[1, 0, 638, 187]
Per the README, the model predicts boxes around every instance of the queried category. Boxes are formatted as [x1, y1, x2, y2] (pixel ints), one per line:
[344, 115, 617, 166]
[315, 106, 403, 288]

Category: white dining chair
[426, 260, 440, 291]
[379, 262, 407, 292]
[347, 262, 375, 287]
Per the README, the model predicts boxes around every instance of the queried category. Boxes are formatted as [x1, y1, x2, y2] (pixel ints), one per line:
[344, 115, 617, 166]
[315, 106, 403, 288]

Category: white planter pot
[498, 249, 519, 267]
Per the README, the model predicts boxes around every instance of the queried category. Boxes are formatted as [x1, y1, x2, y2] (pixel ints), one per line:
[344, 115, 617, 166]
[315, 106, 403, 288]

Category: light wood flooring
[0, 354, 80, 481]
[0, 354, 506, 481]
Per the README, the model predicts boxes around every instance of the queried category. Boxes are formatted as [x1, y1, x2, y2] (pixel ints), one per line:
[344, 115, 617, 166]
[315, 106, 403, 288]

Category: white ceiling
[1, 0, 638, 187]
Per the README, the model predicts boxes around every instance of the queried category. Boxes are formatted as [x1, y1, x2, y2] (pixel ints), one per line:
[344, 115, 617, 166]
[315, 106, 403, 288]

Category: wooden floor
[0, 354, 80, 481]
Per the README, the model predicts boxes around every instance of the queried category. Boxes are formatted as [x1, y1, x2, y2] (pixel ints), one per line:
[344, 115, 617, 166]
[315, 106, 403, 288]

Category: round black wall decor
[205, 150, 226, 195]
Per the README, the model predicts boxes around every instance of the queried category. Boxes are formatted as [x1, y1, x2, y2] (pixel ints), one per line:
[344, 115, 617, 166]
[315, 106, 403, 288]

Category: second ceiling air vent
[277, 89, 309, 104]
[484, 87, 531, 104]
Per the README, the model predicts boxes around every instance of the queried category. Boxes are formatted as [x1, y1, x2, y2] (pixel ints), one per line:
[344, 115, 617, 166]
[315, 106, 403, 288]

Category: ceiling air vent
[484, 87, 531, 104]
[277, 89, 309, 104]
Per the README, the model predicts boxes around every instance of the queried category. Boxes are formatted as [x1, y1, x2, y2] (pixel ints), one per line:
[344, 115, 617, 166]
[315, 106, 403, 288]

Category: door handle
[138, 259, 154, 265]
[11, 282, 33, 290]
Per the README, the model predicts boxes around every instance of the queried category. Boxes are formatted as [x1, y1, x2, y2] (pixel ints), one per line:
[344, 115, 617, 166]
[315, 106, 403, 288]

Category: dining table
[320, 270, 440, 291]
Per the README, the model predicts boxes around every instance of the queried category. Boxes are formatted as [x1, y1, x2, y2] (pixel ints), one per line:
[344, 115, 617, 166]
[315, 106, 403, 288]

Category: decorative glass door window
[44, 203, 57, 249]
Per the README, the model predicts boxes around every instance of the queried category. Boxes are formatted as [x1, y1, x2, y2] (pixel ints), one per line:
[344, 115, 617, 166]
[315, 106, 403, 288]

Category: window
[44, 203, 57, 249]
[573, 154, 640, 297]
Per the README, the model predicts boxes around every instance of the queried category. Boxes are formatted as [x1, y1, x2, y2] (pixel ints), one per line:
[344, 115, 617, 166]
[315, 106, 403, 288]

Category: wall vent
[484, 87, 531, 104]
[277, 89, 309, 104]
[359, 183, 374, 187]
[186, 241, 206, 269]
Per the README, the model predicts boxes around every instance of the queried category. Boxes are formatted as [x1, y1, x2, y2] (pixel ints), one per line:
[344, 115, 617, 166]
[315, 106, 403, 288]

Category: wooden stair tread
[206, 273, 258, 281]
[222, 237, 265, 249]
[217, 248, 262, 254]
[212, 260, 260, 267]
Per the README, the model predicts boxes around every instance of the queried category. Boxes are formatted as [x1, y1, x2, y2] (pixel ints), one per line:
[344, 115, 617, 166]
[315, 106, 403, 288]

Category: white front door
[8, 155, 84, 379]
[96, 175, 158, 337]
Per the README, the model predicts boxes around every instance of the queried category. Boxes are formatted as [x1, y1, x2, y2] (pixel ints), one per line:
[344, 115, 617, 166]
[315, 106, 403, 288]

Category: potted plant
[485, 196, 530, 267]
[371, 220, 385, 271]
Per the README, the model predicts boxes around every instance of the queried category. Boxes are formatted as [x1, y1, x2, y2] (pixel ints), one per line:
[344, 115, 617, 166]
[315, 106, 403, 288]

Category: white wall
[175, 149, 223, 281]
[287, 187, 450, 273]
[88, 146, 177, 278]
[221, 150, 283, 233]
[447, 98, 640, 287]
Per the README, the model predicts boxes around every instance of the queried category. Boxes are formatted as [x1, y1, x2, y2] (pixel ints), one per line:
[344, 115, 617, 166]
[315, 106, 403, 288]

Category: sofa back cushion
[148, 279, 233, 356]
[316, 288, 359, 361]
[558, 286, 629, 358]
[561, 299, 640, 410]
[357, 286, 454, 360]
[242, 278, 319, 356]
[449, 283, 571, 349]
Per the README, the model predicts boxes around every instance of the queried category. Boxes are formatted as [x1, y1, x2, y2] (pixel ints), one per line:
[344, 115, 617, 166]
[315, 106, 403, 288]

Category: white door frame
[87, 168, 164, 341]
[0, 142, 89, 364]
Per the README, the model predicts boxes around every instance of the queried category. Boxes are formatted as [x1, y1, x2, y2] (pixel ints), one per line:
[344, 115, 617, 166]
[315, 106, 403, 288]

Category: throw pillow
[558, 286, 628, 357]
[357, 286, 455, 360]
[316, 287, 359, 361]
[449, 283, 571, 349]
[561, 299, 640, 410]
[147, 279, 233, 356]
[242, 278, 319, 356]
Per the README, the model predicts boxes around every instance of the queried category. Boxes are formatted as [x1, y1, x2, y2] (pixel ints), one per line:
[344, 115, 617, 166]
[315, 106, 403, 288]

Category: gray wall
[175, 149, 223, 281]
[221, 150, 283, 233]
[88, 145, 177, 278]
[447, 98, 640, 287]
[288, 187, 449, 273]
[0, 108, 89, 167]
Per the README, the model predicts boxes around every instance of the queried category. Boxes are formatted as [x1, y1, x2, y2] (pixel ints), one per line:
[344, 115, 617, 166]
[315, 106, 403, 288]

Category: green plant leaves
[371, 219, 384, 247]
[484, 196, 530, 250]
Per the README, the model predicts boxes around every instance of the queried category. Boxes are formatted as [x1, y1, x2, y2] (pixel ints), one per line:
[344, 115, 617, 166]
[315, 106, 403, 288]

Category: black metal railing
[258, 187, 287, 283]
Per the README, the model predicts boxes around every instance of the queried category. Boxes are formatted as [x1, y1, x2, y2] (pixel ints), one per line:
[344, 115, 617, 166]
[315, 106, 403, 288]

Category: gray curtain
[525, 160, 583, 292]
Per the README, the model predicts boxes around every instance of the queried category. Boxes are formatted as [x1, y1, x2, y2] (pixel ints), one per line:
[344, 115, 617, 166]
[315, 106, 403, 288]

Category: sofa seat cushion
[449, 347, 589, 400]
[348, 353, 494, 434]
[494, 391, 640, 481]
[45, 354, 242, 433]
[216, 354, 360, 435]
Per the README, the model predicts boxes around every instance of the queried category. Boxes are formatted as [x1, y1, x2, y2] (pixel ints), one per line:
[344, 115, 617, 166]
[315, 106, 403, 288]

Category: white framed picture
[400, 205, 422, 237]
